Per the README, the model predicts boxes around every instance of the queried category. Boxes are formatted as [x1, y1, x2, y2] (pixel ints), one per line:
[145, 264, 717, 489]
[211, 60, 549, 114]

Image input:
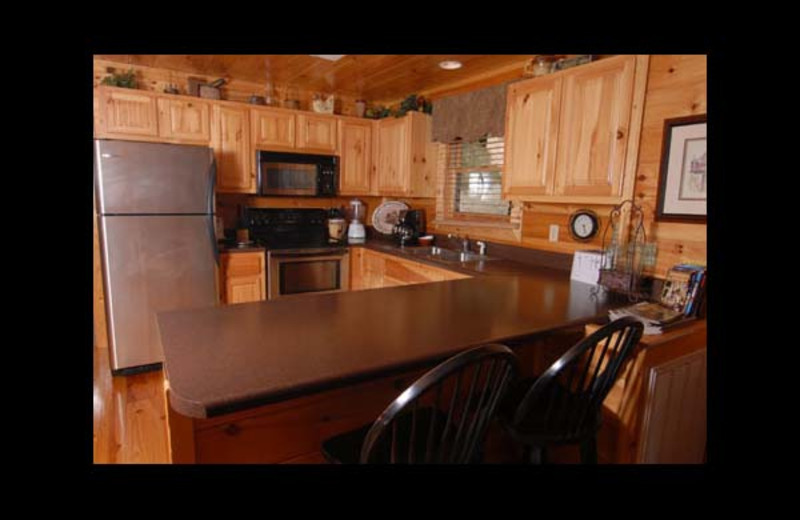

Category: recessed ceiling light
[310, 55, 346, 62]
[439, 60, 462, 70]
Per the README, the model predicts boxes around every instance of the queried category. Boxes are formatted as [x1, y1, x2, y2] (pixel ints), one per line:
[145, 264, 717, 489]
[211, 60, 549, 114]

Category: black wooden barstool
[321, 344, 519, 464]
[498, 317, 644, 464]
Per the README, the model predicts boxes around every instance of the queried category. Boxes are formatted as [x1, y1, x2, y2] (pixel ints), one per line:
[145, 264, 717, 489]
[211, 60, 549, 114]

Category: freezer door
[95, 140, 215, 215]
[98, 215, 218, 371]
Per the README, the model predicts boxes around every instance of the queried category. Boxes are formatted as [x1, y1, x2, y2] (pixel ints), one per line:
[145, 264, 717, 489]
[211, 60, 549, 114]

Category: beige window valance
[431, 83, 507, 143]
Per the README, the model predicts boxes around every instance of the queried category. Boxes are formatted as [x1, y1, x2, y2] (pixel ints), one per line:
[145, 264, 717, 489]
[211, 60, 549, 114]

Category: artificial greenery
[365, 94, 433, 120]
[395, 94, 433, 117]
[101, 68, 138, 89]
[365, 105, 392, 119]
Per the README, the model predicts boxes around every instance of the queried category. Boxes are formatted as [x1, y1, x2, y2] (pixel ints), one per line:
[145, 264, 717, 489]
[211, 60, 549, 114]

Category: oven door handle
[270, 250, 348, 259]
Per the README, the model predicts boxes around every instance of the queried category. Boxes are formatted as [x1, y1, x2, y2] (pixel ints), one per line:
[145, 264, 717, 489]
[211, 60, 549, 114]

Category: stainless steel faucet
[476, 241, 487, 256]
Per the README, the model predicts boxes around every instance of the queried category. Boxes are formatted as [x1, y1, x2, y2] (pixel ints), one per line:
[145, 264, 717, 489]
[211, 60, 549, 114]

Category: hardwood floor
[93, 347, 332, 464]
[93, 348, 170, 464]
[92, 347, 575, 464]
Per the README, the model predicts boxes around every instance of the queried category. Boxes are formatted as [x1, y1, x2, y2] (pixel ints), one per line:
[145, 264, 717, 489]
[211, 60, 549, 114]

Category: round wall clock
[568, 209, 600, 242]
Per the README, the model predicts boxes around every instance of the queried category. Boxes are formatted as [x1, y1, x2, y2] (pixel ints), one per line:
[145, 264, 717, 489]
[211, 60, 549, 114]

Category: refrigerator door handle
[207, 215, 219, 264]
[207, 155, 219, 265]
[207, 154, 217, 216]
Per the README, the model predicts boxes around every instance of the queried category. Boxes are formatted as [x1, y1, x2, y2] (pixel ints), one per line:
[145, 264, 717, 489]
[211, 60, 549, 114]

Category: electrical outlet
[549, 224, 559, 242]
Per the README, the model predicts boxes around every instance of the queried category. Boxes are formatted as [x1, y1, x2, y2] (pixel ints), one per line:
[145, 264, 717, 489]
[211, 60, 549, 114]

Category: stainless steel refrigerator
[94, 140, 218, 373]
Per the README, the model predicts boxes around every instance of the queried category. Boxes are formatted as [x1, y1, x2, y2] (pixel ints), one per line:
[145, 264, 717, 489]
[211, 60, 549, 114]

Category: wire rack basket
[593, 199, 657, 302]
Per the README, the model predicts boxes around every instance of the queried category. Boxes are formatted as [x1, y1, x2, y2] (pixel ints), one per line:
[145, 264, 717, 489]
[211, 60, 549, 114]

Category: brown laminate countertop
[159, 242, 620, 418]
[218, 242, 266, 253]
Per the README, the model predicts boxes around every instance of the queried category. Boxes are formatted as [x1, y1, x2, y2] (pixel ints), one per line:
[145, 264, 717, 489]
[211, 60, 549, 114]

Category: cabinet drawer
[223, 252, 264, 277]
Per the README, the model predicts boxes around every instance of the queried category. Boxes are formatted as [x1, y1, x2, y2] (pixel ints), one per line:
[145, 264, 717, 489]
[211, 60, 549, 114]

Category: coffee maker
[404, 209, 426, 236]
[392, 209, 426, 246]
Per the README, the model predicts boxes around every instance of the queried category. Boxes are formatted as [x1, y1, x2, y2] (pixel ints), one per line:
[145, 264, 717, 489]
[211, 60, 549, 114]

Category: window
[443, 136, 510, 220]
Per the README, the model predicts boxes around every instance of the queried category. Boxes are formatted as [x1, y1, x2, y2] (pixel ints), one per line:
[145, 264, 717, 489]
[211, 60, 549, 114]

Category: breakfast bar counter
[159, 270, 616, 419]
[157, 252, 624, 463]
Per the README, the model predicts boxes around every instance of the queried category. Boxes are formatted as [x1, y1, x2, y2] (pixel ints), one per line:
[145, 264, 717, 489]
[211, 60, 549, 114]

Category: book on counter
[609, 302, 692, 335]
[660, 264, 707, 318]
[610, 263, 706, 334]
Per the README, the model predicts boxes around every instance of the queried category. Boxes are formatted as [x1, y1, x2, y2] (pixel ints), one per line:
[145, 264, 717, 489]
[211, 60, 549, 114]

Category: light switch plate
[549, 224, 559, 242]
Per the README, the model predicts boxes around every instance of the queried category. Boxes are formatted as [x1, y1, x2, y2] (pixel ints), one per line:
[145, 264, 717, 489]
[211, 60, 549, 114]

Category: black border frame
[655, 114, 708, 223]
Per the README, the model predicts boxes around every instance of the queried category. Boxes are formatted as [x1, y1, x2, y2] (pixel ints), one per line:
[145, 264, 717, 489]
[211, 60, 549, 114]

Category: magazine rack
[594, 200, 656, 302]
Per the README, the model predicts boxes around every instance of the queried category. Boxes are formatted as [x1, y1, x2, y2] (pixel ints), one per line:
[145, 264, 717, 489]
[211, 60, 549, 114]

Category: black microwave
[257, 150, 338, 197]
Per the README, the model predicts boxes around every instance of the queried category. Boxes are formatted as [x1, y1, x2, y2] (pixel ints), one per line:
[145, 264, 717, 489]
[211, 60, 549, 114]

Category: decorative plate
[372, 201, 409, 235]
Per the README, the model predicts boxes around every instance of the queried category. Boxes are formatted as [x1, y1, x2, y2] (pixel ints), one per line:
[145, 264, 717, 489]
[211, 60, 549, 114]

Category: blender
[347, 199, 366, 244]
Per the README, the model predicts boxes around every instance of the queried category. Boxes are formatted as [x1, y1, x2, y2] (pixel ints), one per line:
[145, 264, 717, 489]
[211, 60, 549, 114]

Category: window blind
[441, 136, 510, 217]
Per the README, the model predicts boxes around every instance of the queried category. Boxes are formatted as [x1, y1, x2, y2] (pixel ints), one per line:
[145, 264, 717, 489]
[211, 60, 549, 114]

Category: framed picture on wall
[656, 114, 707, 223]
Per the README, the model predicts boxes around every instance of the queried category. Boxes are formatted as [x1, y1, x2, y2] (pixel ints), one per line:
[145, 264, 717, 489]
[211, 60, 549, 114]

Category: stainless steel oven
[268, 248, 350, 300]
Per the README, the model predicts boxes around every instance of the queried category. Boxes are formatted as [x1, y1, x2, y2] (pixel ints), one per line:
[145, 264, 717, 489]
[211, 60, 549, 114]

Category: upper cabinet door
[157, 98, 211, 143]
[554, 55, 636, 198]
[251, 107, 296, 150]
[376, 117, 409, 195]
[503, 76, 562, 197]
[338, 119, 373, 195]
[97, 87, 159, 138]
[212, 104, 255, 193]
[297, 114, 338, 153]
[406, 112, 436, 198]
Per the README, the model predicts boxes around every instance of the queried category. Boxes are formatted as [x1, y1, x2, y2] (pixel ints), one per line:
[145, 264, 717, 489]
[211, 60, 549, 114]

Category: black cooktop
[245, 207, 332, 250]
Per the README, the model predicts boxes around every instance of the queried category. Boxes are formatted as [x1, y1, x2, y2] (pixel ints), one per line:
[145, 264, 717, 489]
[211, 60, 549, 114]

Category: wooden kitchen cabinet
[250, 108, 339, 154]
[554, 55, 636, 198]
[350, 247, 386, 290]
[503, 55, 648, 204]
[591, 320, 707, 464]
[219, 251, 266, 304]
[376, 117, 409, 195]
[251, 106, 296, 151]
[297, 114, 338, 153]
[504, 75, 562, 198]
[375, 112, 435, 197]
[212, 103, 255, 193]
[96, 86, 159, 139]
[157, 97, 211, 143]
[350, 247, 470, 291]
[338, 119, 373, 195]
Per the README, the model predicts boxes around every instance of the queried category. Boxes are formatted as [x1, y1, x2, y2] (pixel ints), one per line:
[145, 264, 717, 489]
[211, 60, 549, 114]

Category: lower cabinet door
[226, 275, 264, 304]
[220, 252, 266, 304]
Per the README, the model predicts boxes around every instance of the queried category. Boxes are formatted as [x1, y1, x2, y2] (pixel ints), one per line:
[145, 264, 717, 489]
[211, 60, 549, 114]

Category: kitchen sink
[404, 246, 494, 263]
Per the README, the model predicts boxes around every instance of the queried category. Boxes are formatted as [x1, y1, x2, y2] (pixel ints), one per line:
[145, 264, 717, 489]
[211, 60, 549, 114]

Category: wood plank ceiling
[94, 55, 538, 102]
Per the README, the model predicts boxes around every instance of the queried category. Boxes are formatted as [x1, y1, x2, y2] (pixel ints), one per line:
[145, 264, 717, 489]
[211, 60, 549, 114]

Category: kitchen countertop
[158, 239, 622, 418]
[356, 240, 563, 278]
[218, 242, 266, 253]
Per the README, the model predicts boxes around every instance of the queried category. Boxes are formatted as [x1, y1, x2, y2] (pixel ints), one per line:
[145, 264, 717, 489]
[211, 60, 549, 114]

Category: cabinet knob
[523, 94, 530, 103]
[223, 423, 241, 436]
[617, 129, 625, 140]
